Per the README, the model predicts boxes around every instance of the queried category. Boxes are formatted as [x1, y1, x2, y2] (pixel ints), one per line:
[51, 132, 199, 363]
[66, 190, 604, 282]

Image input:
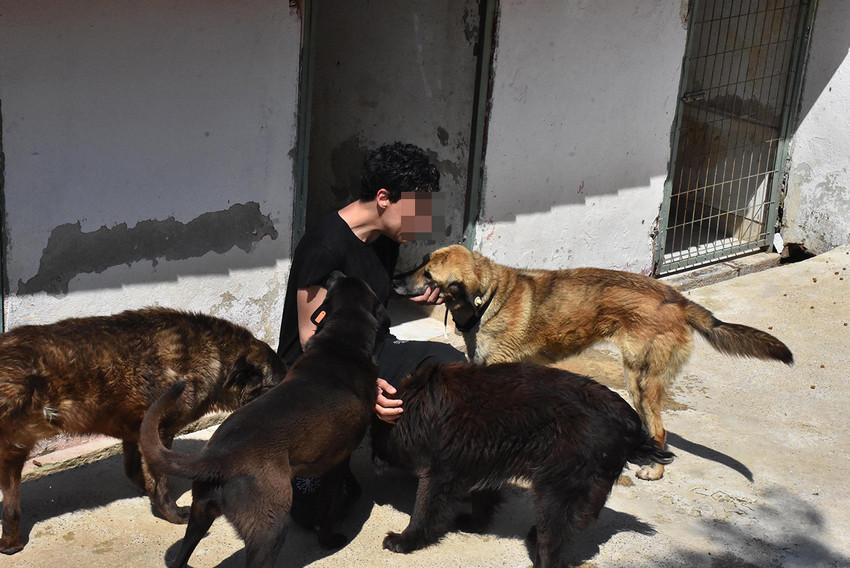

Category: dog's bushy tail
[139, 381, 210, 480]
[684, 301, 793, 365]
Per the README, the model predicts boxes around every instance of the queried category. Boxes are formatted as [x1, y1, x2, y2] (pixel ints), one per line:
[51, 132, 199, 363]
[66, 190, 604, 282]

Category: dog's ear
[325, 270, 346, 292]
[447, 268, 485, 310]
[444, 282, 478, 330]
[223, 355, 264, 392]
[467, 251, 493, 304]
[374, 300, 391, 337]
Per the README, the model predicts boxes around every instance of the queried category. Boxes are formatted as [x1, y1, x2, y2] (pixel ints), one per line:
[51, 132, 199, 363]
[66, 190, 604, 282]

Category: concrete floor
[6, 245, 850, 567]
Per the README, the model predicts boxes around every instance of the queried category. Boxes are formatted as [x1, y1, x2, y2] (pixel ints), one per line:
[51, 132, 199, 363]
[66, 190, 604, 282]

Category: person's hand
[410, 286, 443, 305]
[375, 378, 403, 423]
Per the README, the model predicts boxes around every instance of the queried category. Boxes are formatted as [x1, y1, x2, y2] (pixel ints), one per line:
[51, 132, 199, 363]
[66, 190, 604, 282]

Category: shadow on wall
[15, 202, 280, 296]
[795, 2, 850, 124]
[480, 1, 850, 228]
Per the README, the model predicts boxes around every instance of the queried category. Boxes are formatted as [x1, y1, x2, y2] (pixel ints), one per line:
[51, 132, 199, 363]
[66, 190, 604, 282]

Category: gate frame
[654, 0, 818, 276]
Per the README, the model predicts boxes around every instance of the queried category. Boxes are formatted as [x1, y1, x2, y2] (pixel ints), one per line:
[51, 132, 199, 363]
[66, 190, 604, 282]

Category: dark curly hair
[360, 142, 440, 202]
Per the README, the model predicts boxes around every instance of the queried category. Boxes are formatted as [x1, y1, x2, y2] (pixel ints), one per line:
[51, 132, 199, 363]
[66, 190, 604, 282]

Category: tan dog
[0, 307, 285, 554]
[393, 245, 793, 481]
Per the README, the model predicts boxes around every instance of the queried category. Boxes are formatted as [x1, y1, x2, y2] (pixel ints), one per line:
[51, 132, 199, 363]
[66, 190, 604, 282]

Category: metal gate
[655, 0, 813, 275]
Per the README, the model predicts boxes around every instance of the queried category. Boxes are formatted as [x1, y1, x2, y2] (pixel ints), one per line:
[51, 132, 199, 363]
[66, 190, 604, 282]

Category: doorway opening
[294, 1, 496, 269]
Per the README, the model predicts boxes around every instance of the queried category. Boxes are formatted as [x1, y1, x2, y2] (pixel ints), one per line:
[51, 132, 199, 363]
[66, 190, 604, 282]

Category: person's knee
[420, 343, 466, 367]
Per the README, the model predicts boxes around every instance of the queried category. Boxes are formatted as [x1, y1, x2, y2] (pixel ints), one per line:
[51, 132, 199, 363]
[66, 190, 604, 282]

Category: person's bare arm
[296, 285, 327, 350]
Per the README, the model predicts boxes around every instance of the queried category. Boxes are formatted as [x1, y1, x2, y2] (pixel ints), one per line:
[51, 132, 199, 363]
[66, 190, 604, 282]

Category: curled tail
[139, 381, 210, 480]
[684, 301, 793, 365]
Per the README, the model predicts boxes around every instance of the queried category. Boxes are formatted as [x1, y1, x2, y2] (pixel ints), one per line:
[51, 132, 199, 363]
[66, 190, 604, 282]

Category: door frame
[291, 0, 497, 252]
[654, 0, 817, 276]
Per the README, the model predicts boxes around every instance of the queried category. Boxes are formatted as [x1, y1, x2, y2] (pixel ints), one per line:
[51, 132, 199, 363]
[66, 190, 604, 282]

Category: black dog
[371, 362, 674, 568]
[139, 273, 388, 568]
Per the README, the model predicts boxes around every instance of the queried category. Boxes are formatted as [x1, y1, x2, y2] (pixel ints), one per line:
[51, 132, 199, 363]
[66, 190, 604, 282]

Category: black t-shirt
[277, 211, 399, 367]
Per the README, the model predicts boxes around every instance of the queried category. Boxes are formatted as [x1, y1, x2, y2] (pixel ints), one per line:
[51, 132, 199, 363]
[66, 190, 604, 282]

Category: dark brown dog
[0, 307, 284, 554]
[393, 245, 792, 480]
[371, 361, 674, 568]
[139, 273, 388, 568]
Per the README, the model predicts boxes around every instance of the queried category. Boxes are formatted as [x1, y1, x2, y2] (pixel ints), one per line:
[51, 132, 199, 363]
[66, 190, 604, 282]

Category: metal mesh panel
[657, 0, 808, 275]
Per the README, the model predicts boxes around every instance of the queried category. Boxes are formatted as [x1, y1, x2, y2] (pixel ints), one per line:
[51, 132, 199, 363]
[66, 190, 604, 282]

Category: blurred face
[384, 192, 445, 243]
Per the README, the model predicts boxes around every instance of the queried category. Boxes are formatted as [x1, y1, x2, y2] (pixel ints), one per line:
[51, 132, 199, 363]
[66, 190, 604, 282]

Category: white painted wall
[783, 0, 850, 254]
[477, 0, 688, 274]
[2, 0, 846, 348]
[0, 1, 301, 343]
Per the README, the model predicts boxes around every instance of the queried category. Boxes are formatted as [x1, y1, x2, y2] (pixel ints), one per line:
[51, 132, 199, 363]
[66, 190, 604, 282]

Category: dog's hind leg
[170, 483, 221, 568]
[243, 519, 289, 568]
[314, 458, 356, 549]
[231, 478, 292, 568]
[531, 476, 610, 568]
[623, 362, 668, 481]
[529, 489, 566, 568]
[456, 488, 503, 533]
[0, 446, 29, 554]
[383, 473, 461, 553]
[623, 339, 690, 481]
[122, 440, 146, 492]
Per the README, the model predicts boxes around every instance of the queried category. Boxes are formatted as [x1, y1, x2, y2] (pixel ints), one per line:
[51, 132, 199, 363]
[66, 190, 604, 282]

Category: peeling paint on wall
[425, 147, 465, 185]
[436, 126, 450, 146]
[462, 5, 480, 44]
[793, 165, 850, 253]
[17, 202, 278, 296]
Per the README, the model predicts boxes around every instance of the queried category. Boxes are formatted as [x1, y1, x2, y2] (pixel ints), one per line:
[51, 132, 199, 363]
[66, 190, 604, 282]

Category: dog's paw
[0, 537, 24, 555]
[317, 531, 348, 550]
[635, 463, 665, 481]
[382, 531, 420, 554]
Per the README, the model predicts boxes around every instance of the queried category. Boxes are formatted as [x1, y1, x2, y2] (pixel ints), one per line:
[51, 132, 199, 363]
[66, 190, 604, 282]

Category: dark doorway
[294, 0, 495, 268]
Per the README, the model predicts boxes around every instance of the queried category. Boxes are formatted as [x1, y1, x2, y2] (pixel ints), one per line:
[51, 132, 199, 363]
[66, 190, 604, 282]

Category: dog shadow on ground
[666, 431, 754, 482]
[164, 435, 658, 567]
[14, 436, 221, 550]
[671, 485, 850, 566]
[357, 437, 655, 568]
[365, 466, 656, 568]
[178, 493, 379, 568]
[16, 452, 143, 549]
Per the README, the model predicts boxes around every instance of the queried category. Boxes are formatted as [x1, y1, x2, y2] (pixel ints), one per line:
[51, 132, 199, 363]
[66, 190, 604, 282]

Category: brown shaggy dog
[393, 245, 793, 480]
[139, 273, 388, 568]
[371, 362, 674, 568]
[0, 307, 285, 554]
